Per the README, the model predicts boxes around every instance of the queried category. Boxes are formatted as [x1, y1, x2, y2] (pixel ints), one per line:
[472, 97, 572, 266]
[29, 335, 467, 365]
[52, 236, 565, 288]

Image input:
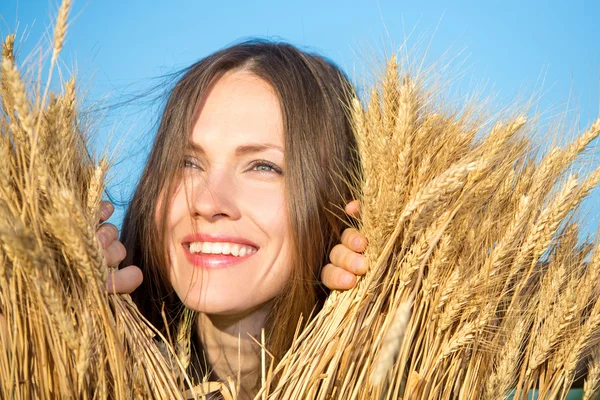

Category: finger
[344, 200, 361, 218]
[329, 243, 367, 275]
[96, 223, 119, 249]
[321, 263, 356, 290]
[103, 240, 126, 267]
[106, 265, 143, 294]
[340, 227, 368, 253]
[99, 201, 114, 223]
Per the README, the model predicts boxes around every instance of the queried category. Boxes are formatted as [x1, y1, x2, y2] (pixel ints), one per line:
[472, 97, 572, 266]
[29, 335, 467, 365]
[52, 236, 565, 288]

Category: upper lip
[182, 233, 259, 250]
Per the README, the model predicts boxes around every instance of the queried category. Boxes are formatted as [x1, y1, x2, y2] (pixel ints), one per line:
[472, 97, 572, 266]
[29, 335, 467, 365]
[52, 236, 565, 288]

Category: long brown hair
[121, 40, 358, 362]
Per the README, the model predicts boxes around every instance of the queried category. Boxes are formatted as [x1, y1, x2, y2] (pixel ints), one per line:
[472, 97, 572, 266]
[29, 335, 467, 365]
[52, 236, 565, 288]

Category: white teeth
[187, 241, 256, 257]
[189, 242, 201, 253]
[211, 243, 222, 254]
[222, 243, 231, 255]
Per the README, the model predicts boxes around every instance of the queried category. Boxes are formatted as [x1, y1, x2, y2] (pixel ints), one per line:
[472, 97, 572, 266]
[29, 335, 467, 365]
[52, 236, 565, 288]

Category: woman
[96, 40, 368, 397]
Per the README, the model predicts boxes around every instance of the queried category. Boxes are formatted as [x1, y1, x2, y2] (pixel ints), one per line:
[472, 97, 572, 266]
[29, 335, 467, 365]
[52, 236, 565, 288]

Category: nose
[189, 169, 241, 222]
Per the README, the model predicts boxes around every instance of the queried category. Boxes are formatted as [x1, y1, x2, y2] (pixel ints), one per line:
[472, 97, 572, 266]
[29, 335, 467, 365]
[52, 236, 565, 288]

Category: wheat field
[1, 2, 600, 399]
[261, 57, 600, 399]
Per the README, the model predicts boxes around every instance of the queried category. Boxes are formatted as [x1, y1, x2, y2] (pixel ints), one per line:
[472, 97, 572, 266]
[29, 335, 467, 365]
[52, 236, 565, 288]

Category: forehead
[190, 70, 284, 149]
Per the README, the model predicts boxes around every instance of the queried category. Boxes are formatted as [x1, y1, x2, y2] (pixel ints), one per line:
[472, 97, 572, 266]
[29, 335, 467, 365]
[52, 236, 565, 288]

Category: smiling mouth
[185, 241, 258, 257]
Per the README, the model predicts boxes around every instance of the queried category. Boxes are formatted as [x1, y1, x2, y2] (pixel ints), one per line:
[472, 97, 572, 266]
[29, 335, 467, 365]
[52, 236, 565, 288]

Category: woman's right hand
[96, 201, 143, 294]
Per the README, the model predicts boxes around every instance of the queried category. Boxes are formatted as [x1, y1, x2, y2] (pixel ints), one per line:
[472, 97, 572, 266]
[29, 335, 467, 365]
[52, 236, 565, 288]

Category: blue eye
[255, 164, 274, 172]
[251, 161, 283, 175]
[182, 156, 201, 169]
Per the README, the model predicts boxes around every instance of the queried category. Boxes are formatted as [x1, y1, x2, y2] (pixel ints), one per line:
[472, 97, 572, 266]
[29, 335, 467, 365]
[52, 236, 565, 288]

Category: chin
[183, 297, 244, 315]
[173, 279, 261, 316]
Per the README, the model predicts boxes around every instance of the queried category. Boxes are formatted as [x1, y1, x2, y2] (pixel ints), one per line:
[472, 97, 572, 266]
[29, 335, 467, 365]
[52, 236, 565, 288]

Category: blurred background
[0, 0, 599, 230]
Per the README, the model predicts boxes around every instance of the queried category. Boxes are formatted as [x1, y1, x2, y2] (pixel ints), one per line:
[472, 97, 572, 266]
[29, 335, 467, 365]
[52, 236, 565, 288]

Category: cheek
[255, 187, 294, 286]
[157, 183, 191, 270]
[158, 183, 191, 237]
[240, 181, 293, 283]
[165, 183, 188, 222]
[243, 182, 288, 239]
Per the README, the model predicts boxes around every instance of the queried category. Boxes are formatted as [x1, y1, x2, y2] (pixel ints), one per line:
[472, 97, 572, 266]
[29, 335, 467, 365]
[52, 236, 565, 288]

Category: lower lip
[183, 245, 257, 269]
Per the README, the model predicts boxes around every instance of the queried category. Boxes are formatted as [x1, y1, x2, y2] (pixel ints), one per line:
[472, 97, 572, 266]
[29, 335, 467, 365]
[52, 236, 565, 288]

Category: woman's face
[161, 70, 293, 315]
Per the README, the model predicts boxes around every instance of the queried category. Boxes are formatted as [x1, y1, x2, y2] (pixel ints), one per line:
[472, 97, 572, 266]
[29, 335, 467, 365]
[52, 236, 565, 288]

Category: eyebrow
[235, 143, 283, 155]
[186, 142, 283, 155]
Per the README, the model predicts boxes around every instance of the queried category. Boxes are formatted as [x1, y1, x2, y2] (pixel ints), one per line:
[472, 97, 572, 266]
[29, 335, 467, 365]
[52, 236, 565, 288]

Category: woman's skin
[164, 71, 294, 316]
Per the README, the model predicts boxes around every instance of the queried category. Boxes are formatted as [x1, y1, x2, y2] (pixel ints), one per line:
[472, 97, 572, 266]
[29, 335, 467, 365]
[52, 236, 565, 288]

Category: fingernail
[353, 237, 363, 249]
[353, 256, 366, 274]
[97, 232, 107, 246]
[342, 273, 355, 286]
[99, 207, 108, 220]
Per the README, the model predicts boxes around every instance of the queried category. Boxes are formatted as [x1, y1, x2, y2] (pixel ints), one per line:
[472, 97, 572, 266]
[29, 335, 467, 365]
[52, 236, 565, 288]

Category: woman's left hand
[321, 200, 368, 290]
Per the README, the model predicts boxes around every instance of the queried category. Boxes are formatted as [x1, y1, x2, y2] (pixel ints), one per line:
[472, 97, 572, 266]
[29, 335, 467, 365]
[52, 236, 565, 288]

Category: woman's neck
[195, 303, 270, 399]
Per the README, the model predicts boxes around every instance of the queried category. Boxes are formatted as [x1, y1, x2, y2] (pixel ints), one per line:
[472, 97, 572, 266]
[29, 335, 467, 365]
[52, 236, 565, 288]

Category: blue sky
[1, 0, 599, 228]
